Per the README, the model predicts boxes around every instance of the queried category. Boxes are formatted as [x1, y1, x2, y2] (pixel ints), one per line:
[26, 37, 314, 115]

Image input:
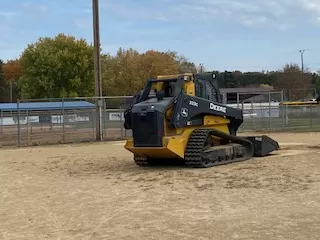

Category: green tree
[19, 33, 94, 99]
[223, 71, 238, 88]
[236, 72, 276, 87]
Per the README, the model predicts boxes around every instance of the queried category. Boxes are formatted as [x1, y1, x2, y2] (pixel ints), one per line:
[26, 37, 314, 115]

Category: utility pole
[200, 63, 203, 73]
[299, 49, 305, 83]
[92, 0, 103, 140]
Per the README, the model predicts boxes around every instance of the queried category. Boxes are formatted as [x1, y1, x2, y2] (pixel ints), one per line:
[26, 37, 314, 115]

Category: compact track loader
[123, 72, 279, 168]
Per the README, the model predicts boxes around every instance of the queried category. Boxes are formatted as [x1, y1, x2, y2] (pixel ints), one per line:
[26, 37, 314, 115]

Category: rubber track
[134, 156, 149, 166]
[184, 128, 254, 168]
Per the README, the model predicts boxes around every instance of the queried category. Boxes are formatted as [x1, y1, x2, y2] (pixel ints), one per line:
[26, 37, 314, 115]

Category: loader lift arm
[169, 92, 243, 135]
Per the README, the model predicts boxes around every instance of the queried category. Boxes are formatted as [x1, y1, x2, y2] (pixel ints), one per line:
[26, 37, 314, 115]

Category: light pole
[299, 49, 305, 83]
[199, 63, 203, 73]
[92, 0, 103, 140]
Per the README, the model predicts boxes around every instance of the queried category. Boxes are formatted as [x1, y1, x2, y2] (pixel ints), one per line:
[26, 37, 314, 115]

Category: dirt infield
[0, 132, 320, 239]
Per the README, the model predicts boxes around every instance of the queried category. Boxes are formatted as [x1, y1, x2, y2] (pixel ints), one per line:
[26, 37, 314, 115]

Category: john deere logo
[181, 108, 188, 117]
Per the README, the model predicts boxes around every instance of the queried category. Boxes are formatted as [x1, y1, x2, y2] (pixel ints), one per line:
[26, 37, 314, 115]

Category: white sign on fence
[109, 112, 124, 121]
[1, 116, 40, 125]
[0, 114, 90, 126]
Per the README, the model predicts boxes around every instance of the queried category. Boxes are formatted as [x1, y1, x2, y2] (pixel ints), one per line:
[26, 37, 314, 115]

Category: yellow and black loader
[123, 72, 279, 168]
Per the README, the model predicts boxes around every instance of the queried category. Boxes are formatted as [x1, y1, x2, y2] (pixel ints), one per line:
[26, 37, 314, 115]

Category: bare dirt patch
[0, 132, 320, 239]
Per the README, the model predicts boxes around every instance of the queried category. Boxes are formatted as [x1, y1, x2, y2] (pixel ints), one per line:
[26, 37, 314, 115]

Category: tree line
[1, 33, 319, 103]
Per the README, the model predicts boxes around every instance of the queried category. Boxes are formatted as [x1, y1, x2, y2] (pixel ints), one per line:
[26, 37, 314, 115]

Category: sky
[1, 0, 320, 72]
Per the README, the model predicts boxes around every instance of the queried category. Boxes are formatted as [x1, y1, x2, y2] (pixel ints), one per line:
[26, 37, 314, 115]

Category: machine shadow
[145, 158, 193, 169]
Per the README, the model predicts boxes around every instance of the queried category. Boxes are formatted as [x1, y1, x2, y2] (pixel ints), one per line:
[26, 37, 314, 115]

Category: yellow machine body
[123, 72, 280, 168]
[124, 73, 230, 160]
[124, 116, 230, 159]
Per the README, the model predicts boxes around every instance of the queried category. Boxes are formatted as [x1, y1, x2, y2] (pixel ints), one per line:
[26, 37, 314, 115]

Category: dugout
[0, 101, 95, 125]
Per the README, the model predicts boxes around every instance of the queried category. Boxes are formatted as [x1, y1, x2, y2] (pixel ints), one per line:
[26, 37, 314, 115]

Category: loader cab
[194, 72, 222, 104]
[138, 72, 222, 104]
[139, 75, 186, 102]
[124, 72, 227, 148]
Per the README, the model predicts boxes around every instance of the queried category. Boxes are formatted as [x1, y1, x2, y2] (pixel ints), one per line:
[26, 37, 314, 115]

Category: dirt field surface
[1, 132, 320, 240]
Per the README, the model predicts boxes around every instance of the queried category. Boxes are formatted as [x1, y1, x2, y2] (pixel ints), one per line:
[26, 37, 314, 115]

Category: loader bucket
[244, 135, 280, 157]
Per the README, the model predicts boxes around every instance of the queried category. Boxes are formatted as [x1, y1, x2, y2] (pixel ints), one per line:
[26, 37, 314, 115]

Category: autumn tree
[19, 33, 94, 99]
[3, 59, 22, 81]
[101, 48, 143, 96]
[0, 59, 6, 102]
[139, 50, 179, 79]
[196, 64, 207, 73]
[166, 51, 197, 73]
[102, 48, 180, 96]
[3, 59, 22, 101]
[274, 63, 312, 100]
[313, 71, 320, 96]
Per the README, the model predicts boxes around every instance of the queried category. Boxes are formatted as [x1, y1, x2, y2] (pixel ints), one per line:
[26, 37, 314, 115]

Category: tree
[102, 48, 180, 96]
[223, 71, 238, 88]
[19, 33, 94, 99]
[275, 63, 312, 100]
[259, 83, 273, 89]
[0, 59, 6, 102]
[313, 70, 320, 96]
[101, 48, 143, 96]
[3, 59, 22, 101]
[236, 72, 276, 87]
[196, 64, 206, 73]
[166, 51, 197, 73]
[3, 59, 22, 81]
[139, 50, 179, 78]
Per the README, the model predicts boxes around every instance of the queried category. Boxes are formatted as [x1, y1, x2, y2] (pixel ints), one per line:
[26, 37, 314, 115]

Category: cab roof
[156, 73, 193, 80]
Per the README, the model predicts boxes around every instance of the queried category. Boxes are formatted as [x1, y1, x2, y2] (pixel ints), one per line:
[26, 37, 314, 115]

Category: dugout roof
[0, 101, 95, 112]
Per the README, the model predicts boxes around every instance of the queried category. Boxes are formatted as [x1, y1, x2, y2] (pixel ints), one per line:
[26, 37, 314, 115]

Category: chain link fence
[238, 103, 320, 132]
[1, 95, 320, 147]
[0, 97, 132, 147]
[283, 88, 317, 101]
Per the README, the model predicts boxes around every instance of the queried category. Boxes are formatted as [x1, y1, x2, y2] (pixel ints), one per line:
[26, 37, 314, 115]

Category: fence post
[281, 90, 285, 130]
[250, 99, 254, 130]
[91, 109, 95, 140]
[310, 106, 313, 128]
[285, 104, 288, 128]
[103, 98, 107, 140]
[120, 102, 124, 139]
[0, 110, 3, 136]
[268, 92, 271, 130]
[100, 98, 104, 140]
[236, 92, 240, 108]
[27, 110, 30, 146]
[62, 98, 65, 143]
[17, 99, 21, 147]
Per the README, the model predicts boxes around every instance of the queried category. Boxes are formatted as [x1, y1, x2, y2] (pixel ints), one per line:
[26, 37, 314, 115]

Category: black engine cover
[130, 98, 170, 147]
[131, 110, 164, 147]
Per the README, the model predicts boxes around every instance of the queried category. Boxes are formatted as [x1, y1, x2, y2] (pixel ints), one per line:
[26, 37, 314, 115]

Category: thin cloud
[0, 11, 19, 17]
[101, 0, 320, 29]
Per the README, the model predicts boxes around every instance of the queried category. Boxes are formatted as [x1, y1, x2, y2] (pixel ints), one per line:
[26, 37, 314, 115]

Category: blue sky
[1, 0, 320, 72]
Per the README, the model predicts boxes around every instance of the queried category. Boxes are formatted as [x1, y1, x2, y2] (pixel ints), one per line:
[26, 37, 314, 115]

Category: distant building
[220, 87, 276, 104]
